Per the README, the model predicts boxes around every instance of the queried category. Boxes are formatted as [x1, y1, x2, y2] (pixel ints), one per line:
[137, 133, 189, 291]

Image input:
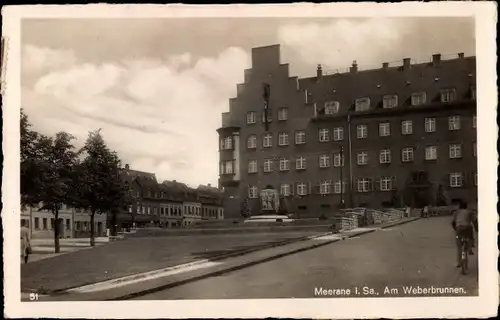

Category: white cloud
[22, 45, 250, 187]
[278, 18, 475, 74]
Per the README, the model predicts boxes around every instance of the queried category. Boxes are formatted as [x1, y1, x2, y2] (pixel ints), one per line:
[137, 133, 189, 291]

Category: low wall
[127, 224, 331, 237]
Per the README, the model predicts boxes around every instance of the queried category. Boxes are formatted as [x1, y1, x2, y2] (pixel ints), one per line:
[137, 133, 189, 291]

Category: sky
[21, 17, 475, 187]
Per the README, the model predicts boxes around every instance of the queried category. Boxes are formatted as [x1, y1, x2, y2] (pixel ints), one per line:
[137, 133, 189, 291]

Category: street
[132, 216, 478, 299]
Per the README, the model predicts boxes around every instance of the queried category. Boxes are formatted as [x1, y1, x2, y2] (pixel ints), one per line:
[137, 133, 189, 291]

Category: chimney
[125, 164, 130, 170]
[350, 60, 358, 73]
[403, 58, 411, 70]
[316, 64, 323, 80]
[432, 54, 441, 65]
[458, 52, 464, 58]
[208, 183, 211, 187]
[173, 180, 176, 183]
[382, 62, 389, 69]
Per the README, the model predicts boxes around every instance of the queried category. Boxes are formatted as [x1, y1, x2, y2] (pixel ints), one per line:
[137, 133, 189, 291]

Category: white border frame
[2, 2, 498, 318]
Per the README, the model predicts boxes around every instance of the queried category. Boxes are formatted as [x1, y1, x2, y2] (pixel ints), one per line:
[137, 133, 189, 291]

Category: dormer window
[440, 88, 456, 103]
[355, 97, 370, 112]
[411, 92, 427, 106]
[324, 101, 340, 114]
[382, 95, 398, 109]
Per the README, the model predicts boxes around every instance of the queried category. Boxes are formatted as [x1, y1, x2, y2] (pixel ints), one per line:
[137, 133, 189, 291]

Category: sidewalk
[25, 237, 109, 263]
[24, 217, 419, 301]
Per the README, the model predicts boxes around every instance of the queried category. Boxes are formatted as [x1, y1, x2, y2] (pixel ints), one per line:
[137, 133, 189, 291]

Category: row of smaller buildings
[117, 165, 224, 229]
[20, 165, 224, 239]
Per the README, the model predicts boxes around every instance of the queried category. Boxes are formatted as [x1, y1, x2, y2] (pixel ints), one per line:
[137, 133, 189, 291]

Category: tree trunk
[111, 209, 117, 236]
[90, 210, 96, 247]
[54, 207, 60, 253]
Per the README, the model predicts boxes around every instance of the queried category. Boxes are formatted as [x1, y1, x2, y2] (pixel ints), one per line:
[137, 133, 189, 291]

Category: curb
[108, 217, 420, 301]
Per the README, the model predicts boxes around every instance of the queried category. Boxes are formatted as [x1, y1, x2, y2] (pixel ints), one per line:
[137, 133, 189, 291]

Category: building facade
[21, 203, 108, 239]
[217, 45, 477, 219]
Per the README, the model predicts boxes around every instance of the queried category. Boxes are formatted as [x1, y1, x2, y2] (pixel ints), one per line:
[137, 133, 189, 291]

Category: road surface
[133, 216, 478, 299]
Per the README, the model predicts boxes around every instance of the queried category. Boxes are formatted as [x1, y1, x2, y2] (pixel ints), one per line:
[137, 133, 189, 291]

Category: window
[449, 173, 463, 188]
[334, 181, 346, 194]
[247, 135, 257, 149]
[248, 160, 258, 173]
[278, 132, 289, 146]
[380, 177, 394, 191]
[441, 88, 456, 103]
[319, 128, 330, 142]
[248, 186, 258, 198]
[261, 110, 272, 123]
[295, 131, 306, 144]
[471, 86, 476, 100]
[448, 115, 461, 131]
[263, 134, 272, 148]
[383, 95, 398, 108]
[43, 218, 47, 230]
[34, 217, 40, 229]
[379, 123, 391, 137]
[279, 158, 290, 171]
[333, 127, 344, 141]
[357, 178, 371, 192]
[333, 153, 344, 167]
[425, 146, 438, 160]
[357, 151, 368, 165]
[296, 157, 306, 170]
[411, 92, 427, 106]
[280, 184, 291, 196]
[402, 148, 414, 162]
[357, 125, 367, 139]
[320, 181, 332, 195]
[472, 115, 476, 128]
[401, 120, 413, 135]
[425, 118, 436, 133]
[75, 221, 81, 231]
[221, 160, 234, 174]
[379, 149, 391, 164]
[263, 159, 274, 173]
[325, 101, 340, 114]
[449, 144, 462, 159]
[297, 183, 307, 196]
[246, 111, 256, 124]
[278, 108, 288, 121]
[473, 142, 477, 157]
[66, 219, 71, 230]
[142, 206, 146, 214]
[319, 155, 330, 168]
[147, 207, 151, 215]
[355, 97, 370, 112]
[221, 136, 233, 150]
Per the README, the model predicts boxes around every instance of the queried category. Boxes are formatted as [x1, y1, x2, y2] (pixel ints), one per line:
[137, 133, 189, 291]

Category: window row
[132, 204, 184, 216]
[355, 115, 475, 139]
[246, 108, 289, 124]
[242, 114, 476, 149]
[247, 172, 478, 198]
[245, 143, 476, 173]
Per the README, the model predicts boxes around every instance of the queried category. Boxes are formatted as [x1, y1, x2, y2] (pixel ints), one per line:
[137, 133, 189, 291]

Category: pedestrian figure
[405, 206, 411, 218]
[21, 219, 31, 264]
[423, 205, 429, 218]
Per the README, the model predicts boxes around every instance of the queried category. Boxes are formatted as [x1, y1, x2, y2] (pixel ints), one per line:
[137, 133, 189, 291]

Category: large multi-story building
[217, 44, 477, 219]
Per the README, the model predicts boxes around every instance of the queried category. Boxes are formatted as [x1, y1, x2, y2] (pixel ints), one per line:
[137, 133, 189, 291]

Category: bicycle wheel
[461, 240, 468, 275]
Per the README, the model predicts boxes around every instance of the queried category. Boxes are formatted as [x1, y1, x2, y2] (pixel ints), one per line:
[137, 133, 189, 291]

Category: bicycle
[456, 233, 469, 275]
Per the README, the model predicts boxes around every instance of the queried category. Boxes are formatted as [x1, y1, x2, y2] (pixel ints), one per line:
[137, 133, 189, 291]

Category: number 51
[29, 293, 39, 301]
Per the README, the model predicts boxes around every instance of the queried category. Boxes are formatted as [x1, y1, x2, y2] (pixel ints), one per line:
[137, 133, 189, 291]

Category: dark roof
[299, 56, 476, 117]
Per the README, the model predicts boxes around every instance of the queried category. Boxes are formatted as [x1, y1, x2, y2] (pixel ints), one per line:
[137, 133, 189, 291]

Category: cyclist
[451, 200, 476, 267]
